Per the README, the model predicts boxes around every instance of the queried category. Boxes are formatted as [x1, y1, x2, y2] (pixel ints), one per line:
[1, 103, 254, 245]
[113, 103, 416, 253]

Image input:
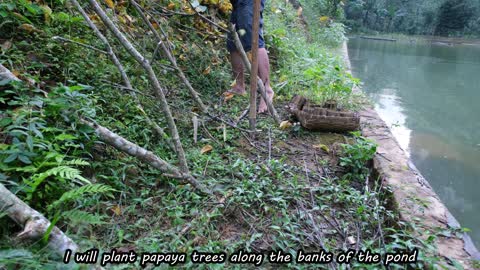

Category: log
[360, 36, 396, 42]
[0, 184, 79, 258]
[287, 95, 360, 132]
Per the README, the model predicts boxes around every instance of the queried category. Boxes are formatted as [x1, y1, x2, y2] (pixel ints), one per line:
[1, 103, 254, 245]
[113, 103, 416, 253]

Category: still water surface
[348, 37, 480, 246]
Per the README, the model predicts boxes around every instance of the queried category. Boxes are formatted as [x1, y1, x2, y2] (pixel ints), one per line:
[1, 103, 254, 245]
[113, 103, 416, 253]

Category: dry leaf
[105, 0, 115, 9]
[279, 121, 293, 130]
[202, 66, 211, 75]
[230, 79, 236, 87]
[200, 144, 213, 154]
[347, 236, 356, 245]
[313, 144, 330, 153]
[1, 40, 12, 51]
[223, 92, 234, 102]
[18, 24, 37, 33]
[111, 205, 122, 216]
[41, 5, 52, 24]
[167, 2, 176, 10]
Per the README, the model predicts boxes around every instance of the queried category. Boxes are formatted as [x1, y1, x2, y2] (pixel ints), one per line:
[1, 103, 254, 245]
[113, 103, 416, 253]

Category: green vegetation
[0, 0, 461, 268]
[344, 0, 480, 37]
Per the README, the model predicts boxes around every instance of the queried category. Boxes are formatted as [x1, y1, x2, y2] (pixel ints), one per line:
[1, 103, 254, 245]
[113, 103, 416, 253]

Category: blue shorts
[226, 0, 265, 52]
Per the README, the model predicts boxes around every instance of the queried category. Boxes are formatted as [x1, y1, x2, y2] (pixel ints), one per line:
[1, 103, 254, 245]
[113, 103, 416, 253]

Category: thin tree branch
[52, 36, 108, 54]
[87, 0, 190, 173]
[80, 119, 210, 194]
[70, 0, 173, 149]
[130, 0, 209, 113]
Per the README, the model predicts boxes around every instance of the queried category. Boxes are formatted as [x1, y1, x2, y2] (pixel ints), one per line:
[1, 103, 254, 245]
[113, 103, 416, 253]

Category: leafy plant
[339, 131, 377, 180]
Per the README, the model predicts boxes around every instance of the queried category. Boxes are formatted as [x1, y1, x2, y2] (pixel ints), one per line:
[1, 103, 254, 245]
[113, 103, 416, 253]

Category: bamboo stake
[87, 0, 189, 173]
[228, 24, 281, 124]
[69, 0, 173, 150]
[249, 0, 261, 133]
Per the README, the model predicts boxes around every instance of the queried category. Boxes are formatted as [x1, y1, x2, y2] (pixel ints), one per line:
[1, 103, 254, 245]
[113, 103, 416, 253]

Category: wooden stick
[249, 0, 261, 133]
[229, 24, 281, 124]
[80, 119, 211, 195]
[87, 0, 190, 173]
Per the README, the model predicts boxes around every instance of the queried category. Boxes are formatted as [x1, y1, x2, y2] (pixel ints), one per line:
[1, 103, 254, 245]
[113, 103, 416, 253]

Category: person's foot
[224, 87, 247, 96]
[258, 88, 274, 114]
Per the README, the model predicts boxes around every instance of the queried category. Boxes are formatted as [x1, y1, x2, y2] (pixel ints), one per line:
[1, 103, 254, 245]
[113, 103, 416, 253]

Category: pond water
[347, 37, 480, 247]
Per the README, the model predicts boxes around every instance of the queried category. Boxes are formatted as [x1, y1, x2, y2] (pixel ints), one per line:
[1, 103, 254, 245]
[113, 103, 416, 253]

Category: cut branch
[229, 24, 281, 124]
[80, 119, 211, 194]
[249, 0, 261, 132]
[0, 184, 78, 258]
[130, 0, 209, 113]
[70, 0, 173, 150]
[87, 0, 189, 173]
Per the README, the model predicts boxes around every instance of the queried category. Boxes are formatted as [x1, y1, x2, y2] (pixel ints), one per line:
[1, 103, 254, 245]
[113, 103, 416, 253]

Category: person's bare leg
[257, 48, 274, 113]
[229, 50, 246, 95]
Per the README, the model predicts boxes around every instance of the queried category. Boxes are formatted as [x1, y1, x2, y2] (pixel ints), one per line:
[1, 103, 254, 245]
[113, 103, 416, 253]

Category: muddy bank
[341, 41, 480, 269]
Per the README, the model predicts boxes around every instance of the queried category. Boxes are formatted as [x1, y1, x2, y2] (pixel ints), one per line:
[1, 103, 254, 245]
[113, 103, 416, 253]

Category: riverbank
[342, 40, 480, 269]
[348, 33, 480, 46]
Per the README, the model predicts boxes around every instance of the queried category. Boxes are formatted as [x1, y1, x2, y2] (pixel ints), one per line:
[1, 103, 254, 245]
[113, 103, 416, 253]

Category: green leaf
[4, 153, 18, 163]
[18, 155, 31, 164]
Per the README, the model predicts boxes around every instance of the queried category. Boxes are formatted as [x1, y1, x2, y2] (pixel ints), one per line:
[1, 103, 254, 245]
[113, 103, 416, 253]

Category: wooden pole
[249, 0, 261, 134]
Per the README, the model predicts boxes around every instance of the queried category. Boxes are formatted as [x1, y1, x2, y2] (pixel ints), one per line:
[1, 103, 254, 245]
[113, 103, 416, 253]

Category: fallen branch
[0, 184, 78, 258]
[0, 63, 21, 82]
[80, 119, 211, 195]
[88, 0, 189, 173]
[229, 24, 281, 124]
[70, 0, 173, 150]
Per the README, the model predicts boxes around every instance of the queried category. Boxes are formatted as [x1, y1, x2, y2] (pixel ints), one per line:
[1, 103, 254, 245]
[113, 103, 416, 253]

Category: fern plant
[0, 81, 113, 227]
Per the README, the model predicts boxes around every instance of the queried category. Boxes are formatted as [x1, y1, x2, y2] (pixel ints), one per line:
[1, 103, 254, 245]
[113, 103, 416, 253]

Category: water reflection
[348, 37, 480, 247]
[372, 89, 412, 156]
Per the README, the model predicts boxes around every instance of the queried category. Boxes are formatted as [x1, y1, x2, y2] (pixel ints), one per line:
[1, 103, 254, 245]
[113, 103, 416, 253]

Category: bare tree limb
[0, 184, 78, 258]
[87, 0, 189, 173]
[70, 0, 173, 150]
[52, 36, 108, 54]
[130, 0, 209, 113]
[0, 63, 21, 82]
[80, 119, 211, 194]
[229, 24, 281, 124]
